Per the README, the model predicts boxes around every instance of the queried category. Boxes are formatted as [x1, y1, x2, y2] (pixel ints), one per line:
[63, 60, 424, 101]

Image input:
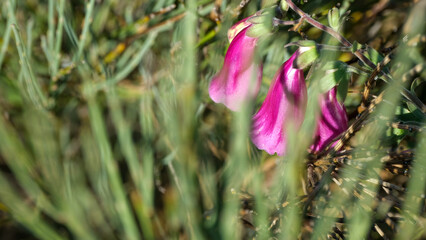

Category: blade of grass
[92, 32, 158, 91]
[19, 18, 35, 88]
[0, 17, 12, 69]
[63, 9, 79, 50]
[346, 90, 401, 240]
[75, 0, 95, 61]
[0, 174, 65, 240]
[84, 79, 141, 240]
[11, 24, 48, 108]
[138, 92, 156, 222]
[395, 129, 426, 240]
[24, 109, 63, 197]
[52, 0, 65, 78]
[0, 107, 97, 240]
[106, 87, 154, 239]
[7, 0, 47, 108]
[47, 0, 55, 54]
[0, 107, 42, 199]
[80, 126, 121, 232]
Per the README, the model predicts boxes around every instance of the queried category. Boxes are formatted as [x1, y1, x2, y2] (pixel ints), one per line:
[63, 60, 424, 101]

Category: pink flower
[208, 17, 262, 111]
[251, 51, 307, 156]
[310, 87, 348, 153]
[208, 15, 349, 156]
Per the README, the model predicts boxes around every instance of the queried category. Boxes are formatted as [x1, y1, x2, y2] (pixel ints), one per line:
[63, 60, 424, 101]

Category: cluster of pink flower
[209, 16, 348, 156]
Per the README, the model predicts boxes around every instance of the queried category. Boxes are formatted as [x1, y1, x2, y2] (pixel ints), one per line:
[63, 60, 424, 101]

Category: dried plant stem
[360, 52, 393, 111]
[102, 13, 185, 65]
[387, 121, 424, 132]
[272, 18, 301, 27]
[232, 0, 252, 16]
[303, 165, 336, 213]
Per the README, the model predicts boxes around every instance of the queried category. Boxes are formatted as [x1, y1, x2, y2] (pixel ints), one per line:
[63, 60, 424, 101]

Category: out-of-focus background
[0, 0, 425, 239]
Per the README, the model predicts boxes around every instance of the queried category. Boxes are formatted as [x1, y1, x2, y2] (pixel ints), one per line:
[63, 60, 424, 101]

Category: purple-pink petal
[310, 87, 348, 153]
[209, 27, 262, 111]
[251, 52, 307, 156]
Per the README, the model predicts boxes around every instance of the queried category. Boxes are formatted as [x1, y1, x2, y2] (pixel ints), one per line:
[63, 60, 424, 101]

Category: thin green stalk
[108, 32, 156, 84]
[0, 107, 42, 199]
[0, 174, 65, 240]
[25, 18, 34, 58]
[47, 0, 55, 53]
[346, 87, 401, 240]
[139, 93, 155, 226]
[170, 0, 203, 238]
[75, 0, 95, 61]
[11, 24, 47, 108]
[53, 0, 65, 77]
[63, 12, 79, 50]
[0, 17, 12, 69]
[7, 0, 47, 107]
[278, 118, 318, 240]
[395, 129, 426, 240]
[106, 87, 154, 239]
[85, 81, 140, 240]
[93, 32, 158, 91]
[41, 36, 53, 70]
[220, 101, 253, 239]
[80, 127, 120, 233]
[253, 171, 270, 240]
[0, 109, 92, 239]
[18, 19, 35, 86]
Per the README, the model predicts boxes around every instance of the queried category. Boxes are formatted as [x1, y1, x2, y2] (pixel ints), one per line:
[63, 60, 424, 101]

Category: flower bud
[280, 0, 289, 12]
[209, 17, 262, 111]
[328, 7, 340, 31]
[251, 51, 307, 156]
[311, 87, 348, 153]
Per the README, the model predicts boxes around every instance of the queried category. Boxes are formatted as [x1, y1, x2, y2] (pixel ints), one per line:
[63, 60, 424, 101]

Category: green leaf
[351, 43, 386, 69]
[406, 102, 426, 121]
[352, 41, 362, 53]
[294, 47, 318, 69]
[245, 23, 271, 38]
[365, 46, 384, 65]
[396, 103, 426, 122]
[318, 61, 350, 93]
[247, 15, 266, 24]
[337, 74, 349, 103]
[410, 78, 425, 92]
[405, 78, 425, 121]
